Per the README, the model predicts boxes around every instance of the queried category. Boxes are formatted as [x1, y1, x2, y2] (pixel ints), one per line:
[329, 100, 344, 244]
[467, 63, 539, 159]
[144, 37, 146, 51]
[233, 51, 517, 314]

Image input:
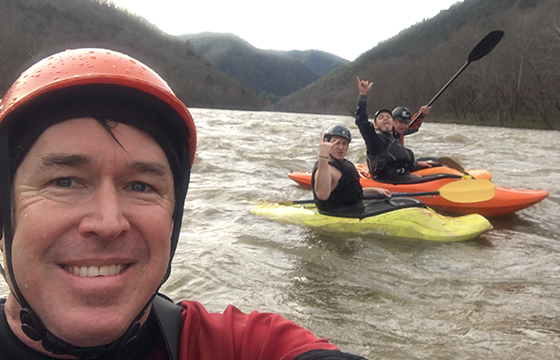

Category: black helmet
[373, 109, 392, 120]
[392, 106, 412, 122]
[324, 125, 351, 143]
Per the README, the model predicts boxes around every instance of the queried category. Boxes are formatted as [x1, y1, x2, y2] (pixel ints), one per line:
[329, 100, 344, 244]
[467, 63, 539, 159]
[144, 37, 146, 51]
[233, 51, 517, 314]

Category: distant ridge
[0, 0, 267, 111]
[270, 0, 560, 129]
[180, 32, 349, 102]
[0, 0, 558, 129]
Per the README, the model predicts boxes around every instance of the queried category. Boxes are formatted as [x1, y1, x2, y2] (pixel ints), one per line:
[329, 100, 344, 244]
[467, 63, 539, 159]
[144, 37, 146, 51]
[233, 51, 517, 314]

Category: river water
[1, 109, 559, 359]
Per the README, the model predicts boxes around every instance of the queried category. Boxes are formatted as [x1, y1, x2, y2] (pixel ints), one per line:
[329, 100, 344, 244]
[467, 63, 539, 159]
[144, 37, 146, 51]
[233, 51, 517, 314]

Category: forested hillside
[0, 0, 267, 110]
[180, 33, 348, 102]
[273, 0, 560, 130]
[1, 0, 558, 129]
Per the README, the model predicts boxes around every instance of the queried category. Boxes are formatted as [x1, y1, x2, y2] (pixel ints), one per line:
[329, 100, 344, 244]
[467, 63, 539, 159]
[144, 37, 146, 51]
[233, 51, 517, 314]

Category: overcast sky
[110, 0, 462, 61]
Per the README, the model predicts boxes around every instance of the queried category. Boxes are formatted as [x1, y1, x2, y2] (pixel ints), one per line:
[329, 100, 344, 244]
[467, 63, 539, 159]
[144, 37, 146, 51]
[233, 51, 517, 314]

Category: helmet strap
[0, 132, 25, 306]
[19, 305, 144, 358]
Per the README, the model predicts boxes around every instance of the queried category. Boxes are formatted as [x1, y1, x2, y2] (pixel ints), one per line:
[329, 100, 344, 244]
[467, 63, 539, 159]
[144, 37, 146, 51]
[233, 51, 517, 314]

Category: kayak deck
[251, 202, 492, 242]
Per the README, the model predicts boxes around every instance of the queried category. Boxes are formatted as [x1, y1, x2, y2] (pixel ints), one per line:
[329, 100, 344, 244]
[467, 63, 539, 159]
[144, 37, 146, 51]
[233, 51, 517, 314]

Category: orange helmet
[0, 48, 196, 166]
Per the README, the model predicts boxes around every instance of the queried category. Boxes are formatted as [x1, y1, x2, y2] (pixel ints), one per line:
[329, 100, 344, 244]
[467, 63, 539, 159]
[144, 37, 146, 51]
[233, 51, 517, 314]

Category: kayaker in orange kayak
[355, 77, 434, 182]
[391, 105, 443, 168]
[392, 105, 431, 143]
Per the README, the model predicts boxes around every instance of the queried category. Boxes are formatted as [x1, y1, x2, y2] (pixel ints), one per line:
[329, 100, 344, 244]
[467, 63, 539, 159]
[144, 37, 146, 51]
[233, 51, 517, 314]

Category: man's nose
[77, 181, 131, 241]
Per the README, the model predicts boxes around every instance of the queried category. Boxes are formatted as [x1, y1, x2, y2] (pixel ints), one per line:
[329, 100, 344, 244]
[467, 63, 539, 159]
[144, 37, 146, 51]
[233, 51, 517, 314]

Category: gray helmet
[392, 106, 412, 122]
[324, 125, 351, 143]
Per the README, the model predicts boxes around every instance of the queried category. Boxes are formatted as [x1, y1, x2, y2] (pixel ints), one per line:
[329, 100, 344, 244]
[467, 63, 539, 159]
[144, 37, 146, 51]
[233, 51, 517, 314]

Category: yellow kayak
[250, 200, 492, 242]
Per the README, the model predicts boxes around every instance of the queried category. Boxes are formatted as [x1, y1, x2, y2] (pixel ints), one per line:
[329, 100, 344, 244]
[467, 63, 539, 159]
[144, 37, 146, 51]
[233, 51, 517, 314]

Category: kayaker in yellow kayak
[312, 125, 392, 215]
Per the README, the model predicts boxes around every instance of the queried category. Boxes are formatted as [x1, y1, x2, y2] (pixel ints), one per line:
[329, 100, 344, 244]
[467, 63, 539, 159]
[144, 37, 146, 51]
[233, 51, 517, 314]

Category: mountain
[0, 0, 558, 129]
[272, 0, 560, 129]
[0, 0, 267, 110]
[179, 33, 349, 102]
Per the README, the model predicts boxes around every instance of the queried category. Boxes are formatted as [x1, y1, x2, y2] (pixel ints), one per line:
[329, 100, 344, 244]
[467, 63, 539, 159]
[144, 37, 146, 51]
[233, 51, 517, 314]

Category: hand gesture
[357, 76, 373, 95]
[318, 132, 334, 159]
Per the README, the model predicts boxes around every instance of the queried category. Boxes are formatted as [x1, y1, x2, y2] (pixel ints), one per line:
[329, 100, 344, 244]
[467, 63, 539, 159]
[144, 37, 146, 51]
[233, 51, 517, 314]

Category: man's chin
[48, 315, 135, 347]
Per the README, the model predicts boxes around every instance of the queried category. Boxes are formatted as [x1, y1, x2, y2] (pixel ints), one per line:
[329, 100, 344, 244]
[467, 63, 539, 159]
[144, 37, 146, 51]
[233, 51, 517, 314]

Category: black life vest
[367, 132, 415, 180]
[312, 159, 364, 213]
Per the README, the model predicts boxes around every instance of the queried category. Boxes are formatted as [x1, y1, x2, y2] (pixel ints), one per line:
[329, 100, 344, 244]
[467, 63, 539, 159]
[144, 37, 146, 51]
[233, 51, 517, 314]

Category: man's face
[329, 135, 349, 161]
[393, 119, 409, 135]
[6, 117, 175, 347]
[375, 112, 394, 133]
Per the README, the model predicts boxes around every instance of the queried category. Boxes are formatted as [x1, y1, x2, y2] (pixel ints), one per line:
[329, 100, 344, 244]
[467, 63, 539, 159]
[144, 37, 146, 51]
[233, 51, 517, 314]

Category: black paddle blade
[468, 30, 504, 62]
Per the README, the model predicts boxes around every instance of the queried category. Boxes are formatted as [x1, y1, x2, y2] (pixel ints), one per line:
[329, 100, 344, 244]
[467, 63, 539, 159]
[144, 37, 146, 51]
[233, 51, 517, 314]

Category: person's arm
[405, 105, 430, 135]
[177, 300, 353, 360]
[313, 134, 335, 200]
[354, 77, 387, 155]
[363, 187, 392, 198]
[355, 106, 386, 155]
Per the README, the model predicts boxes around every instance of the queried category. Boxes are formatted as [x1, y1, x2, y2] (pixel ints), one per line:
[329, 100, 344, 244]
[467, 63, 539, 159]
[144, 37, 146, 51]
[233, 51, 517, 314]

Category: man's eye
[130, 182, 148, 192]
[54, 178, 73, 187]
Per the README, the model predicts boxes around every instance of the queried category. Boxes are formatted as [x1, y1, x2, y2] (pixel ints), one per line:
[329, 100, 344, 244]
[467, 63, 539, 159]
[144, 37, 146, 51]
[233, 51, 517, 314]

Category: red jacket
[148, 300, 339, 360]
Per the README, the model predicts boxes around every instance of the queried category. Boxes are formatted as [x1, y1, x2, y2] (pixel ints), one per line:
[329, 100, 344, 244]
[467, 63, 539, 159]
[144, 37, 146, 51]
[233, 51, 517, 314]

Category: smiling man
[10, 118, 174, 349]
[354, 77, 433, 182]
[0, 49, 371, 360]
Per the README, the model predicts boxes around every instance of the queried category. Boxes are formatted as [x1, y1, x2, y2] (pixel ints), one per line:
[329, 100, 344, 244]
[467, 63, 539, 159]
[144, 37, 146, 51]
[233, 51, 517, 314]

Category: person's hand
[417, 160, 434, 168]
[364, 187, 392, 197]
[357, 76, 373, 95]
[419, 105, 431, 116]
[375, 187, 392, 197]
[318, 133, 334, 159]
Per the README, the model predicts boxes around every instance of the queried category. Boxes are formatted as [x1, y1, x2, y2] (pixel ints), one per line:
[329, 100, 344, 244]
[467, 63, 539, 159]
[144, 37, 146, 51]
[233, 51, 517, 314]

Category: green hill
[1, 0, 558, 129]
[0, 0, 267, 110]
[272, 0, 560, 129]
[180, 32, 349, 102]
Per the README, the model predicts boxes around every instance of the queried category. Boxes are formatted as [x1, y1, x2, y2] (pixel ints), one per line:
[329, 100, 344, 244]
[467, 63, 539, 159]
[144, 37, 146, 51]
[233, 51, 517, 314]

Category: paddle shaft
[406, 30, 504, 130]
[286, 191, 439, 205]
[365, 191, 438, 200]
[407, 62, 470, 126]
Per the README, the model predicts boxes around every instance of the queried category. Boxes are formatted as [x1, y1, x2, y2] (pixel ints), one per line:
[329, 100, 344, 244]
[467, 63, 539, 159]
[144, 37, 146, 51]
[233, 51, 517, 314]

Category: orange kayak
[287, 165, 548, 217]
[412, 166, 492, 180]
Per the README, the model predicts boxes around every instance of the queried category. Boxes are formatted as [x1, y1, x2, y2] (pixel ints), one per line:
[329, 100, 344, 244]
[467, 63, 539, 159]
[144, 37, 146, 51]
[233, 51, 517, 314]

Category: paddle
[279, 179, 495, 205]
[406, 30, 504, 131]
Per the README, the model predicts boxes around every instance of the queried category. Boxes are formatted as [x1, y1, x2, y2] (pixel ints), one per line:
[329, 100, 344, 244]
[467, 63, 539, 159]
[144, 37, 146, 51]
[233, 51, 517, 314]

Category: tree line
[1, 0, 558, 130]
[273, 0, 560, 130]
